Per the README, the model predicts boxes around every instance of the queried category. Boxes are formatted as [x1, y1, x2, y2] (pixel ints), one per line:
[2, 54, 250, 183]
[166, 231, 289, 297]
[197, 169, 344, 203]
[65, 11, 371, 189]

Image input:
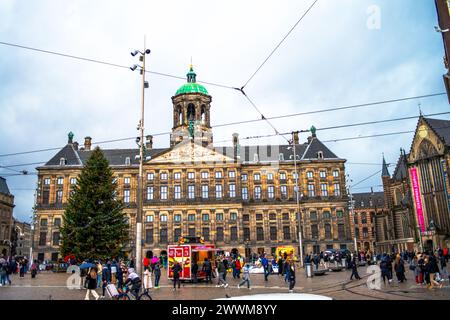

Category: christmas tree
[60, 146, 129, 261]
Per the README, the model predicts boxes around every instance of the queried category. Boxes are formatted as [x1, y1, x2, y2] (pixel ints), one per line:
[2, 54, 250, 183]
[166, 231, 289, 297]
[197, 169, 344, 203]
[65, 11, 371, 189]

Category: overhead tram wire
[241, 0, 319, 89]
[351, 170, 383, 189]
[214, 111, 450, 144]
[2, 110, 450, 161]
[0, 41, 236, 91]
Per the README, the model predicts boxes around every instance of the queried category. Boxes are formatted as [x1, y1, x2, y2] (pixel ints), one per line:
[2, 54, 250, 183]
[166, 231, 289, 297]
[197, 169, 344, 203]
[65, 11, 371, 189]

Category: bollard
[305, 263, 313, 278]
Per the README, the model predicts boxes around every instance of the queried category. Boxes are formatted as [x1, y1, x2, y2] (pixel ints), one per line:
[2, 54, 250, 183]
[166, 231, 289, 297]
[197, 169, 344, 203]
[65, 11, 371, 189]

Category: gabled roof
[302, 137, 339, 160]
[0, 177, 11, 195]
[45, 144, 81, 166]
[423, 117, 450, 147]
[353, 191, 385, 209]
[78, 148, 167, 166]
[39, 136, 343, 169]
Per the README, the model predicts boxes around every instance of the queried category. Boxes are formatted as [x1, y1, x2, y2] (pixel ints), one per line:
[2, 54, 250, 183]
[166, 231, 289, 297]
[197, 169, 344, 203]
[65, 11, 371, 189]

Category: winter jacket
[172, 263, 182, 277]
[217, 262, 226, 273]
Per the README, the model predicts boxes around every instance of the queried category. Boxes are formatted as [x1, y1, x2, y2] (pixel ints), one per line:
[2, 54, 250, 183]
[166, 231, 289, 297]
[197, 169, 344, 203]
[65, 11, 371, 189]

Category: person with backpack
[237, 263, 252, 289]
[216, 258, 229, 288]
[85, 267, 100, 300]
[222, 258, 229, 281]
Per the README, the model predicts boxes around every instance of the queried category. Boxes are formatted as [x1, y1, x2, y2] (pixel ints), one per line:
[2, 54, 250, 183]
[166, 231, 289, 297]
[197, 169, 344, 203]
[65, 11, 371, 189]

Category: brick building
[0, 177, 15, 256]
[33, 66, 353, 261]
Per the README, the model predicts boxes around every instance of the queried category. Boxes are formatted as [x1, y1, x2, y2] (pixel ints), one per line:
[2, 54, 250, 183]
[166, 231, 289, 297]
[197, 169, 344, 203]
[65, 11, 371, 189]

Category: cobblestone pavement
[0, 265, 449, 300]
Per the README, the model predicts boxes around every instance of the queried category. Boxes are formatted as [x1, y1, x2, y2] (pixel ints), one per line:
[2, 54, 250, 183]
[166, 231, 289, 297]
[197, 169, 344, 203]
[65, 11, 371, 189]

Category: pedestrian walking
[380, 257, 391, 285]
[202, 258, 213, 284]
[143, 268, 153, 290]
[350, 258, 361, 280]
[439, 254, 449, 281]
[235, 258, 242, 279]
[284, 260, 290, 282]
[277, 257, 283, 276]
[288, 262, 296, 293]
[261, 255, 269, 281]
[154, 263, 161, 288]
[216, 259, 229, 288]
[237, 263, 251, 289]
[0, 259, 7, 286]
[85, 267, 100, 300]
[30, 260, 38, 279]
[172, 261, 182, 291]
[394, 255, 406, 283]
[19, 259, 26, 278]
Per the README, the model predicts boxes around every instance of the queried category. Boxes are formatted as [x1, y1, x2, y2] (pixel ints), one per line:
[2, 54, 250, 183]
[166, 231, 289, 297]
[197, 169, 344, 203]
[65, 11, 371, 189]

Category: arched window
[177, 105, 183, 125]
[60, 158, 66, 166]
[187, 104, 196, 121]
[201, 105, 206, 124]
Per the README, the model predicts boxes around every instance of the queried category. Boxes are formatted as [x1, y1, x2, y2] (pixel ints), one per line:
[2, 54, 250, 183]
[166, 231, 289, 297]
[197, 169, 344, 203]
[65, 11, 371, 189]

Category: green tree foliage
[60, 147, 129, 261]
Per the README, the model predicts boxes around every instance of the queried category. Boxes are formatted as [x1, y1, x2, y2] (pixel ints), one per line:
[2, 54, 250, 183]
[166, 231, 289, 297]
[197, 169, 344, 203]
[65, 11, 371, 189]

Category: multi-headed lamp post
[130, 45, 150, 277]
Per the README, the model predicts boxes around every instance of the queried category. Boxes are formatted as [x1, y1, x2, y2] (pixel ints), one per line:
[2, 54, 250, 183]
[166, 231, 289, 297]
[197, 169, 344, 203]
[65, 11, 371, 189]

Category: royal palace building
[33, 66, 353, 262]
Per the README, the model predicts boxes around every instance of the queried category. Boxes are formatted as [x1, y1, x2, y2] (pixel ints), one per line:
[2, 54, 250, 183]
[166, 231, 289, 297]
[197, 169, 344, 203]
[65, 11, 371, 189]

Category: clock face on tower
[418, 125, 428, 138]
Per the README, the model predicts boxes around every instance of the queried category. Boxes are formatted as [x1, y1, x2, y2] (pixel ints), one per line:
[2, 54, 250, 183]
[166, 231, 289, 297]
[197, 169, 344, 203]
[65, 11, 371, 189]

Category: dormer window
[317, 151, 324, 159]
[279, 153, 284, 161]
[254, 153, 259, 162]
[125, 157, 131, 166]
[60, 158, 66, 166]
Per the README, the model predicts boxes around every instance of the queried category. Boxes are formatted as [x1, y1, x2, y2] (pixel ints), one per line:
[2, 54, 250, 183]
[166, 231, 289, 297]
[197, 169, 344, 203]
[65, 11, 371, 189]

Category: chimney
[84, 136, 92, 151]
[146, 135, 153, 150]
[73, 141, 79, 150]
[293, 132, 299, 145]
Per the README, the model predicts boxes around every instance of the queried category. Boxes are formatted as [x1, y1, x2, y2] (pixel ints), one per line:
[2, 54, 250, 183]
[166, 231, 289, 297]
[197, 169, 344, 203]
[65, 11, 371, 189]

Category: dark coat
[86, 273, 97, 290]
[172, 263, 182, 277]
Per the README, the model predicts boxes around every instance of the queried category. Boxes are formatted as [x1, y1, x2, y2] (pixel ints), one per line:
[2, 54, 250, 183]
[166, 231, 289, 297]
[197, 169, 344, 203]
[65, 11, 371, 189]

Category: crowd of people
[0, 255, 39, 285]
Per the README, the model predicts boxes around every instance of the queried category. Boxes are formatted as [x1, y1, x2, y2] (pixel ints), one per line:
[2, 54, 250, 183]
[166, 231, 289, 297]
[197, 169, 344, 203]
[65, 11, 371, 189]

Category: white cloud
[0, 0, 448, 221]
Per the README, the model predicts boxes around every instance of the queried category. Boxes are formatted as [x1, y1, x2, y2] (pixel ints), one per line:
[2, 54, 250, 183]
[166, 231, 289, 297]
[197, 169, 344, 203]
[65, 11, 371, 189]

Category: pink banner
[409, 167, 425, 232]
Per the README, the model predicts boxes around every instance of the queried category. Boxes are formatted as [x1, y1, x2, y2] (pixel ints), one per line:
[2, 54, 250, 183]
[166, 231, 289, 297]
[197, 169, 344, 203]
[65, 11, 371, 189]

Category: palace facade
[33, 66, 353, 262]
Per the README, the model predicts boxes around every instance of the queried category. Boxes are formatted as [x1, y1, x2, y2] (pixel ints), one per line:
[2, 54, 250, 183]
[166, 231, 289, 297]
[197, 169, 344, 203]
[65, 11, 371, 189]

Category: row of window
[309, 210, 344, 220]
[144, 212, 295, 223]
[133, 183, 341, 202]
[311, 224, 346, 240]
[40, 218, 61, 227]
[353, 213, 375, 225]
[41, 169, 341, 187]
[38, 231, 60, 246]
[144, 226, 293, 243]
[354, 227, 372, 238]
[147, 170, 339, 181]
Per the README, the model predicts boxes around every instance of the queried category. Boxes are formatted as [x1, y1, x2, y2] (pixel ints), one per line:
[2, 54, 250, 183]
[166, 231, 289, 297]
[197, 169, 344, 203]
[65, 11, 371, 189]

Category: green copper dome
[175, 65, 209, 96]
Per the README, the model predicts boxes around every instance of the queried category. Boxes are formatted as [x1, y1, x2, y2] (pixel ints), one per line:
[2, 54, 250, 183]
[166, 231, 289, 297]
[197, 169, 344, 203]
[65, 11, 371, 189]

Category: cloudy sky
[0, 0, 448, 222]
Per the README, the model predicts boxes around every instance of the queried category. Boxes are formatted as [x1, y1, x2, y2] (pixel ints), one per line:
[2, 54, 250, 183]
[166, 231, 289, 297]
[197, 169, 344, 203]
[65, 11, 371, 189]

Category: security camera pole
[130, 39, 151, 278]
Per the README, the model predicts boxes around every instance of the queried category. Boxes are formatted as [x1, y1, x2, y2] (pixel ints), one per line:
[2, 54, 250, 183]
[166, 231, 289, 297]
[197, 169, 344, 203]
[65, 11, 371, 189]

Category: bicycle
[115, 283, 152, 300]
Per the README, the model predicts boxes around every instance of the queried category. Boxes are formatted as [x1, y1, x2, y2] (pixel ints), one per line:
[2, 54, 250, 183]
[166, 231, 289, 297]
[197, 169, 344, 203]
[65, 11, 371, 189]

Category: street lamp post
[130, 42, 151, 278]
[291, 132, 304, 267]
